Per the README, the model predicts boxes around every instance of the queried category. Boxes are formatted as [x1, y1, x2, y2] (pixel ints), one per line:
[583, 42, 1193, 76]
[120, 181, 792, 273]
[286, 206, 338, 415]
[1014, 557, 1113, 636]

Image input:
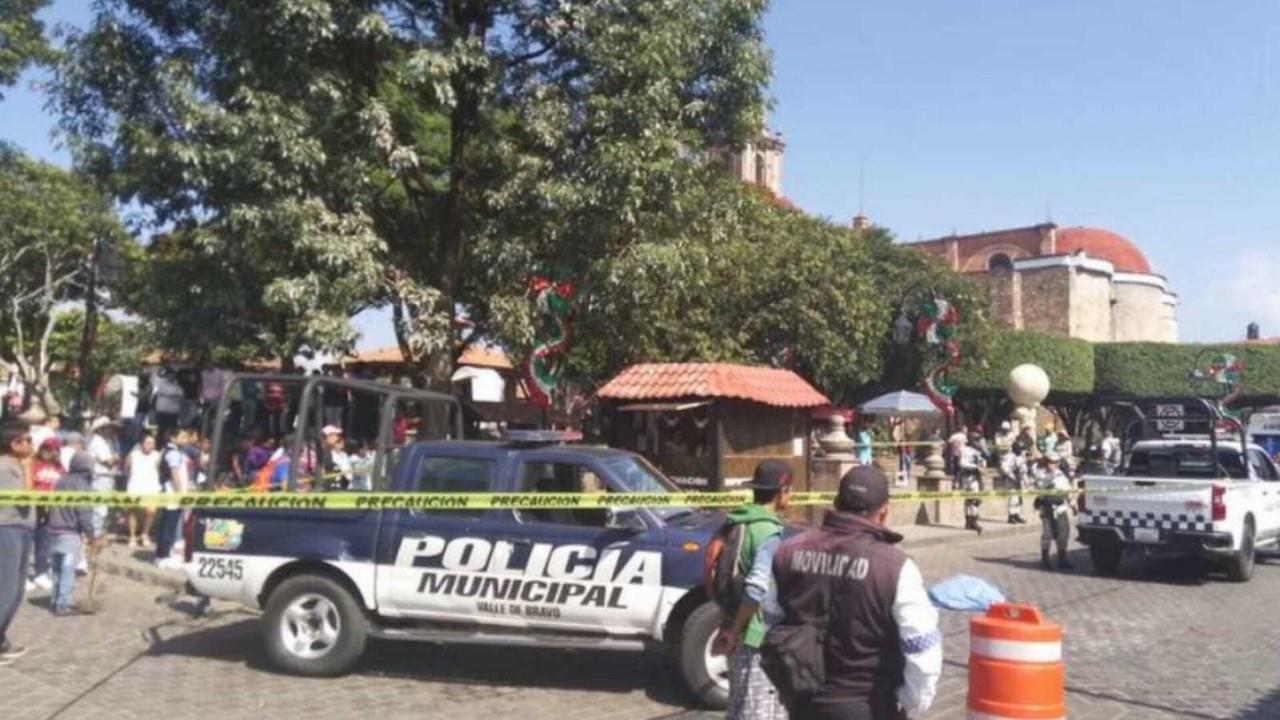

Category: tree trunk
[428, 0, 491, 392]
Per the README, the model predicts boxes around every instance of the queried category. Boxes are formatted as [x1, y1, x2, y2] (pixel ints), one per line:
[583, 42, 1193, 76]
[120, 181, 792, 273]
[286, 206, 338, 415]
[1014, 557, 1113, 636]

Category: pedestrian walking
[47, 451, 101, 615]
[154, 427, 194, 569]
[87, 417, 121, 540]
[28, 437, 64, 591]
[1001, 447, 1029, 524]
[710, 460, 791, 720]
[766, 465, 941, 719]
[855, 422, 874, 467]
[1033, 454, 1073, 570]
[125, 433, 162, 547]
[959, 433, 986, 535]
[0, 421, 35, 666]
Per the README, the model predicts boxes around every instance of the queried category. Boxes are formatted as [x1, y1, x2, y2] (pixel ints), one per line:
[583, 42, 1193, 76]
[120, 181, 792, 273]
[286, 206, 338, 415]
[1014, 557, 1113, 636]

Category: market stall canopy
[859, 390, 943, 418]
[597, 363, 829, 408]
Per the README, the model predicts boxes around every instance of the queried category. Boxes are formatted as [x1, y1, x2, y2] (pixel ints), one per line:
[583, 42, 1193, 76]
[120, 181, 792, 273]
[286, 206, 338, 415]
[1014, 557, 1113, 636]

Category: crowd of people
[945, 421, 1124, 569]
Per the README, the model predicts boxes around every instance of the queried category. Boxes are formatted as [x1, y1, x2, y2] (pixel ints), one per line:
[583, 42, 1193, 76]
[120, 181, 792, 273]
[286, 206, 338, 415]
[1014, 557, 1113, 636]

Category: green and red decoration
[915, 295, 961, 417]
[523, 274, 579, 408]
[1192, 351, 1245, 429]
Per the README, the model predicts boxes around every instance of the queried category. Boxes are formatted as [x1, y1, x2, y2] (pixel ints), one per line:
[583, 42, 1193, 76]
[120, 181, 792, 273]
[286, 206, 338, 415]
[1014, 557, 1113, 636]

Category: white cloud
[1188, 250, 1280, 342]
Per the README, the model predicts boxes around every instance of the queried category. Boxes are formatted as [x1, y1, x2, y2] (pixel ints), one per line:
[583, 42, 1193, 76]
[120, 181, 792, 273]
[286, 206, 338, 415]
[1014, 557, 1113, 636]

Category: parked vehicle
[182, 374, 732, 708]
[1078, 399, 1280, 582]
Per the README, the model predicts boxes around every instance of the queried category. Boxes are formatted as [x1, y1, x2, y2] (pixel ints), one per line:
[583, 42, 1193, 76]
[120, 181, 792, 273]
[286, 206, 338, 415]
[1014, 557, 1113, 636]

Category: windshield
[1125, 448, 1249, 479]
[598, 454, 694, 518]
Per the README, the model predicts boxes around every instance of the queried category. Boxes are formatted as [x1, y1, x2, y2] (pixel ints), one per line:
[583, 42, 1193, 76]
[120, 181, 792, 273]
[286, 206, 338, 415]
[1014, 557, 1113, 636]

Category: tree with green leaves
[0, 143, 130, 415]
[0, 0, 52, 99]
[54, 0, 771, 388]
[564, 172, 989, 403]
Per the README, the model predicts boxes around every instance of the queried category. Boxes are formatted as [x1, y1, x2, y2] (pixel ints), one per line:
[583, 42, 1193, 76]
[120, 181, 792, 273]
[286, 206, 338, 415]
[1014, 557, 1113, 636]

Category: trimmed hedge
[953, 330, 1095, 395]
[1094, 342, 1280, 398]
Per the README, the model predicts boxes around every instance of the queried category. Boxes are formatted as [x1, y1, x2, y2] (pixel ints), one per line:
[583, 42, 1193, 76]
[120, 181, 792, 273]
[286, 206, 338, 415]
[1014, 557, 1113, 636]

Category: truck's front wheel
[678, 602, 730, 709]
[263, 574, 368, 676]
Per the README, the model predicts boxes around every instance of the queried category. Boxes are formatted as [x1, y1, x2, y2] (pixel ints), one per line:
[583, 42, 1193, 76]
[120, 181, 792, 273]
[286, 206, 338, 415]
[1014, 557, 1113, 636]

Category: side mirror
[605, 508, 645, 533]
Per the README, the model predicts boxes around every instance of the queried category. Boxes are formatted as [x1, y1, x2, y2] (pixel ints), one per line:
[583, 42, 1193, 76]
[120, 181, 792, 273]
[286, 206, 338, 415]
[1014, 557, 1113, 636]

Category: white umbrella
[858, 390, 943, 418]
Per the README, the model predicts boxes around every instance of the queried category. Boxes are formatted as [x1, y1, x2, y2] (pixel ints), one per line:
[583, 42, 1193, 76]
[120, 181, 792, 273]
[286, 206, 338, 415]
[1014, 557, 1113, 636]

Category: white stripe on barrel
[969, 636, 1062, 663]
[967, 711, 1065, 720]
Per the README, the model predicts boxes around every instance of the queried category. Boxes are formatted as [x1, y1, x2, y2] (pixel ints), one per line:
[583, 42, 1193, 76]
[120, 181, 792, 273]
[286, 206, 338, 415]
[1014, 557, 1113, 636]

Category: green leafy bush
[953, 330, 1095, 395]
[1094, 343, 1280, 398]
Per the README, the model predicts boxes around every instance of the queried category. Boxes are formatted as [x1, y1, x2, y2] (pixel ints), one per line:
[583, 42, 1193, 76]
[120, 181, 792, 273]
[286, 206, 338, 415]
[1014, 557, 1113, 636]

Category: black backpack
[702, 521, 752, 613]
[760, 621, 827, 707]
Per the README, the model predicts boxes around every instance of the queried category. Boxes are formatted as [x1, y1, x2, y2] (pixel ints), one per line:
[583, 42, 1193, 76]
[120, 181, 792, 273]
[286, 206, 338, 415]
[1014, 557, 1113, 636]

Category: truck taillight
[183, 512, 195, 563]
[1211, 484, 1227, 522]
[1076, 481, 1087, 513]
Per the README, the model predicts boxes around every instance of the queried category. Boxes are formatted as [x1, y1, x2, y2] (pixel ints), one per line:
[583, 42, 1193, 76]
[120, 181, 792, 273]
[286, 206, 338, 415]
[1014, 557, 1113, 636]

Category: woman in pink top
[28, 437, 64, 589]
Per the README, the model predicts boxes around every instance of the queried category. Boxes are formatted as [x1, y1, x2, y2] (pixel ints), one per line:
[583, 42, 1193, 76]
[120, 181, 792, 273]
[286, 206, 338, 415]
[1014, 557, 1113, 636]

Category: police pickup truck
[1078, 433, 1280, 582]
[185, 375, 732, 707]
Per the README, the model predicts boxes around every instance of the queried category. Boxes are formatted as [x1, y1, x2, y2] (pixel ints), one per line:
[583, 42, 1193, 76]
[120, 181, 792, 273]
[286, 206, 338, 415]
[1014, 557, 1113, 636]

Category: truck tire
[1226, 520, 1256, 583]
[263, 574, 369, 676]
[679, 602, 729, 709]
[1089, 544, 1123, 575]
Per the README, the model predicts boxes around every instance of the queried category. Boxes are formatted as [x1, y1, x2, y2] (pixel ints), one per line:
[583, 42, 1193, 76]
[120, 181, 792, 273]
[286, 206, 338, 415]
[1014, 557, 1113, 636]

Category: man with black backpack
[709, 459, 793, 720]
[764, 466, 940, 720]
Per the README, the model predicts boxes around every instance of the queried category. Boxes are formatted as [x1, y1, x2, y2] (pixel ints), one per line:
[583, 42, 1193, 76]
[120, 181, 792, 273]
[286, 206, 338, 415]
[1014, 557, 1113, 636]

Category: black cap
[744, 459, 794, 490]
[837, 465, 890, 512]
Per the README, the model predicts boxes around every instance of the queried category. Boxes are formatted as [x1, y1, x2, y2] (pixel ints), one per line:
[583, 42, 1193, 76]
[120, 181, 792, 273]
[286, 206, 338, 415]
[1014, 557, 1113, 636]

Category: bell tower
[722, 130, 784, 196]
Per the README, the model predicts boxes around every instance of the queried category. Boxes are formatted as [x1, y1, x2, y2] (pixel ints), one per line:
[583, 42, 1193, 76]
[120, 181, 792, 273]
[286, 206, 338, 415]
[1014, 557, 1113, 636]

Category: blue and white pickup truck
[184, 375, 731, 708]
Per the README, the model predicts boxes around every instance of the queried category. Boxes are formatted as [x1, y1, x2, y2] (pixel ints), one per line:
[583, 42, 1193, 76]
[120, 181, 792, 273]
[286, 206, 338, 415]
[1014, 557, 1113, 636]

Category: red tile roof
[1055, 227, 1152, 274]
[597, 363, 830, 408]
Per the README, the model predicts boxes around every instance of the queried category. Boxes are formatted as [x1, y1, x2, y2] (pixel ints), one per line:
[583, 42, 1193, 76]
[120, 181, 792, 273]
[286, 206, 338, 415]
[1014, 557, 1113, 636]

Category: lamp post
[74, 236, 123, 423]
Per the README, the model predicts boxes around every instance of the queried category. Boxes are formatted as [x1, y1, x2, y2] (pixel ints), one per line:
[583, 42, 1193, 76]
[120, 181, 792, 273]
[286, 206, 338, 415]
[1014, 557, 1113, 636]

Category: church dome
[1054, 227, 1152, 274]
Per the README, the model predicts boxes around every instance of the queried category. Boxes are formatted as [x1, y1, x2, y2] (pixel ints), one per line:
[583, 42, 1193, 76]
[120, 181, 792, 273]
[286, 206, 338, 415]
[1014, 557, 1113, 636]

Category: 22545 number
[197, 557, 244, 580]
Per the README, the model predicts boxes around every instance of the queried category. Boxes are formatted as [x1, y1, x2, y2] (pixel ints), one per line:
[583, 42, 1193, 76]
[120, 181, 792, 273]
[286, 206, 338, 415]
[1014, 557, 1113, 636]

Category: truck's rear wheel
[1089, 544, 1123, 575]
[263, 574, 368, 676]
[1225, 521, 1256, 583]
[678, 602, 729, 709]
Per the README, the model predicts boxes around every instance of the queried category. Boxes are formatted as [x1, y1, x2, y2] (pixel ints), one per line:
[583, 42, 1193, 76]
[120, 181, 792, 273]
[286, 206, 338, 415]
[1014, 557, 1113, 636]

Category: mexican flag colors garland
[523, 274, 578, 408]
[1204, 352, 1245, 421]
[916, 295, 962, 417]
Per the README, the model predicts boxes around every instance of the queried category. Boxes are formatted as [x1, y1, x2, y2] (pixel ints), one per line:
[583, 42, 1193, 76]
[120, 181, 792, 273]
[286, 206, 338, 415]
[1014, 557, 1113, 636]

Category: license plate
[1133, 527, 1160, 544]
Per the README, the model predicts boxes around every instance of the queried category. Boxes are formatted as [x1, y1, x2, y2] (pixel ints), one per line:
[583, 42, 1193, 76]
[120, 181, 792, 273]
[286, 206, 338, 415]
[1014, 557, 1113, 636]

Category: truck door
[374, 449, 501, 619]
[484, 457, 667, 636]
[1248, 449, 1280, 543]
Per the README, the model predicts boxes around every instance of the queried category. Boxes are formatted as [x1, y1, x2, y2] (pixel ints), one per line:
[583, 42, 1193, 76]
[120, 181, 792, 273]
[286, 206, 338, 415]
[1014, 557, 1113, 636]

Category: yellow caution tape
[0, 484, 1177, 510]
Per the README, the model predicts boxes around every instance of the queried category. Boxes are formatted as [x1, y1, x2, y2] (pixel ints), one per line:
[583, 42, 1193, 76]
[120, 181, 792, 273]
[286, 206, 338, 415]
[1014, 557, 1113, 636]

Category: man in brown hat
[770, 466, 941, 719]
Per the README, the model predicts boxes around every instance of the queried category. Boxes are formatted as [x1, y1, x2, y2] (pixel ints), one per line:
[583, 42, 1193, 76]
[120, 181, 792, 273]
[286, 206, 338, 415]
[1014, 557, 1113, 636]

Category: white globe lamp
[1007, 364, 1050, 408]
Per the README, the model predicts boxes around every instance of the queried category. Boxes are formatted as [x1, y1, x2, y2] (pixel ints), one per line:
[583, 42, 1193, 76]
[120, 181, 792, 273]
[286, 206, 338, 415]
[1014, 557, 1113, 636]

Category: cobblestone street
[3, 530, 1279, 720]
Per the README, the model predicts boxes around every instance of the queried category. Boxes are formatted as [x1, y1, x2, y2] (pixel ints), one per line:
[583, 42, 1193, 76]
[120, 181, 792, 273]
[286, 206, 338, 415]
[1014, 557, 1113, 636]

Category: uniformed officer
[1001, 447, 1029, 524]
[771, 466, 941, 719]
[1032, 454, 1073, 570]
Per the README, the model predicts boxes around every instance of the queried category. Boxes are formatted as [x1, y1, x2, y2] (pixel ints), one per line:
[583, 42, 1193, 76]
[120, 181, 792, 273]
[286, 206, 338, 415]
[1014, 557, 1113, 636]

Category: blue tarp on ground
[928, 574, 1006, 611]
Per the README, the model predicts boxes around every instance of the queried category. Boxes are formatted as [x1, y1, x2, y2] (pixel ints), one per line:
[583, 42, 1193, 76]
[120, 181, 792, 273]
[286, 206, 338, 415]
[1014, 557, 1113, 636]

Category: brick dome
[1055, 227, 1152, 274]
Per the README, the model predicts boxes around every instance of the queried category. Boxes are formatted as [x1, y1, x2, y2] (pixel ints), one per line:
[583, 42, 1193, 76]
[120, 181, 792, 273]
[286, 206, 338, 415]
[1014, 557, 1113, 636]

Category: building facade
[905, 224, 1178, 343]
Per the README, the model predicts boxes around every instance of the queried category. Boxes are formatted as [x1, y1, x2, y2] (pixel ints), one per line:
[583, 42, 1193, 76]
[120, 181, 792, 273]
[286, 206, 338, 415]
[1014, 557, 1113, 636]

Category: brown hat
[837, 465, 890, 512]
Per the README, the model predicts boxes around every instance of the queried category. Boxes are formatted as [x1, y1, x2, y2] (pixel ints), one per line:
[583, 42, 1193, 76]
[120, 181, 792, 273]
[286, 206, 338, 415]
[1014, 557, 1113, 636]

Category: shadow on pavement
[1238, 684, 1280, 719]
[147, 617, 695, 708]
[969, 547, 1217, 586]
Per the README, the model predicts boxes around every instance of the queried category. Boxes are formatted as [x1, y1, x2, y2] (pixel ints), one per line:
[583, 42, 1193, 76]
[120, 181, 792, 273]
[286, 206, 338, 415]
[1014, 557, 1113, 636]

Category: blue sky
[5, 0, 1280, 345]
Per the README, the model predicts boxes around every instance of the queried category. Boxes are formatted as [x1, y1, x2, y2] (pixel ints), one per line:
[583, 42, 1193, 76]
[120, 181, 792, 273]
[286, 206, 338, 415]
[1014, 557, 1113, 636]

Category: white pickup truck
[1077, 437, 1280, 582]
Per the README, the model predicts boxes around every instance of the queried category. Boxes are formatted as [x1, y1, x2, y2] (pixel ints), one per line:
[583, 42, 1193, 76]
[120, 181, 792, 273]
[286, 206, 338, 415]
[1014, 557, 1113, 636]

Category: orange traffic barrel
[968, 603, 1065, 720]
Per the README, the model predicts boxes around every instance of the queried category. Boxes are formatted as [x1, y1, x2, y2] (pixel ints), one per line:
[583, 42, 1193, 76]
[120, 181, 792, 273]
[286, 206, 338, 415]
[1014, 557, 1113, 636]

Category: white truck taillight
[1211, 484, 1227, 522]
